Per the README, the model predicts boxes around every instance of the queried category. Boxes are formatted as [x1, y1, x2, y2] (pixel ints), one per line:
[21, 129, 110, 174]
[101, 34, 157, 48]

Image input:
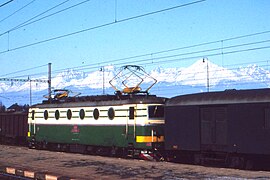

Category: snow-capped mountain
[236, 64, 270, 86]
[150, 66, 183, 83]
[175, 60, 240, 86]
[1, 59, 270, 106]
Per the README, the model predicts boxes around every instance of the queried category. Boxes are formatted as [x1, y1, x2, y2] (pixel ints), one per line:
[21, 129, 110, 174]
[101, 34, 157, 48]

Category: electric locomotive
[28, 65, 166, 159]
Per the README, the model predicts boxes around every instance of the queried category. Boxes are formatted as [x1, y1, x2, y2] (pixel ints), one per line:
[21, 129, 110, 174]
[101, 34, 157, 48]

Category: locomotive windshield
[148, 105, 164, 119]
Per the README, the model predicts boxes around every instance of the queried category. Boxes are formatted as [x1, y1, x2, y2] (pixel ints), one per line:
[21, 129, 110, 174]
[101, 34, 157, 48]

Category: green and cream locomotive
[28, 65, 166, 159]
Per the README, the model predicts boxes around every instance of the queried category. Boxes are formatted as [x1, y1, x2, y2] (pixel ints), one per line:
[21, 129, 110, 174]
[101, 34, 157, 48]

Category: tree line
[0, 102, 29, 112]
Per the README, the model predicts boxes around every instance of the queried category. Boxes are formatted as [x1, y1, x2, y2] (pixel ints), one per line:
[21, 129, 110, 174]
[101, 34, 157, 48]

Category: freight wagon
[0, 111, 28, 145]
[165, 88, 270, 169]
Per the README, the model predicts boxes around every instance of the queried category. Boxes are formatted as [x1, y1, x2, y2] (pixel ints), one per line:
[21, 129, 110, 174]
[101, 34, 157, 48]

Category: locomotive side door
[126, 106, 136, 143]
[29, 109, 36, 137]
[200, 107, 227, 151]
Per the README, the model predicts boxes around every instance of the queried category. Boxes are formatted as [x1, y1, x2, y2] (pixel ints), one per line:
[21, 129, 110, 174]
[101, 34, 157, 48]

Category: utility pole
[48, 63, 52, 100]
[0, 77, 49, 105]
[203, 58, 209, 92]
[100, 66, 105, 95]
[29, 76, 32, 106]
[0, 63, 51, 105]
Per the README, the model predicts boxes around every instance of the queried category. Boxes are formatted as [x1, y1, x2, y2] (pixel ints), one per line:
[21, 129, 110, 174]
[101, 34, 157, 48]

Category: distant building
[7, 103, 29, 112]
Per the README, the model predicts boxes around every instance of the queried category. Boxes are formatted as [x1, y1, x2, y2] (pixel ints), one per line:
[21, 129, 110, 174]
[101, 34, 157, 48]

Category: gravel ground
[0, 145, 270, 179]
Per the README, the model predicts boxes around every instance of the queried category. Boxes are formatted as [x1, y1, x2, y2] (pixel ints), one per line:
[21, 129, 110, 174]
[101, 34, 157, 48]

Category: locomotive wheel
[86, 146, 96, 155]
[110, 146, 118, 157]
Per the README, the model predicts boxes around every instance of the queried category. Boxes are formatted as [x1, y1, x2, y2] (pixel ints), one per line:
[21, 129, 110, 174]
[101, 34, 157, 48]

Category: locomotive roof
[32, 94, 166, 108]
[166, 88, 270, 106]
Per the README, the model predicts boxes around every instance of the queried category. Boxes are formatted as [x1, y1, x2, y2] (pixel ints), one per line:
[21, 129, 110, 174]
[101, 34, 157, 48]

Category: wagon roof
[166, 88, 270, 106]
[32, 94, 167, 108]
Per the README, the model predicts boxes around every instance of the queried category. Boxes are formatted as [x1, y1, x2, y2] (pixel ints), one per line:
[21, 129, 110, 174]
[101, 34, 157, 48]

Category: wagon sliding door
[200, 107, 227, 151]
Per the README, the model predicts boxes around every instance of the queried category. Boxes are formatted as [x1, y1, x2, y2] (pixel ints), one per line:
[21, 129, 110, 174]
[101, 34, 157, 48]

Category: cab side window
[148, 105, 164, 119]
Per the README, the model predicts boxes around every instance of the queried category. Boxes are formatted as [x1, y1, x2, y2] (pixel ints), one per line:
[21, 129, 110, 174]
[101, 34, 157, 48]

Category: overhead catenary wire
[0, 0, 72, 37]
[0, 0, 206, 55]
[5, 40, 270, 80]
[1, 2, 270, 105]
[0, 0, 37, 23]
[52, 38, 270, 74]
[2, 0, 92, 34]
[103, 30, 270, 66]
[136, 45, 270, 67]
[1, 0, 269, 80]
[43, 29, 270, 75]
[0, 0, 14, 8]
[2, 27, 270, 81]
[123, 39, 270, 66]
[0, 64, 48, 77]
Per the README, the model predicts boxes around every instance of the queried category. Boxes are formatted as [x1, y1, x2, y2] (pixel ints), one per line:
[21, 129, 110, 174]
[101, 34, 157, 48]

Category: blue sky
[0, 0, 269, 78]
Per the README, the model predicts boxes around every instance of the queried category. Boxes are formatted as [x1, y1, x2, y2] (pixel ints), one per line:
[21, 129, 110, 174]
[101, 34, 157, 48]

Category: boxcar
[28, 95, 166, 158]
[0, 111, 28, 145]
[165, 88, 270, 169]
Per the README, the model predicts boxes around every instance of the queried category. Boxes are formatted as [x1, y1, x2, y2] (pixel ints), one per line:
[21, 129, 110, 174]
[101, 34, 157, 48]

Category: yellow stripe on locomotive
[136, 135, 165, 143]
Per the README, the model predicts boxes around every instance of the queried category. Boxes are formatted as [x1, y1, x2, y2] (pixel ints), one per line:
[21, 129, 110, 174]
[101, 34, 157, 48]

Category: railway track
[3, 88, 270, 172]
[1, 144, 270, 180]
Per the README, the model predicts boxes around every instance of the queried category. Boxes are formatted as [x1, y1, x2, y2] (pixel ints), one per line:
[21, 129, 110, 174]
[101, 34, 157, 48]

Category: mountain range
[0, 59, 269, 107]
